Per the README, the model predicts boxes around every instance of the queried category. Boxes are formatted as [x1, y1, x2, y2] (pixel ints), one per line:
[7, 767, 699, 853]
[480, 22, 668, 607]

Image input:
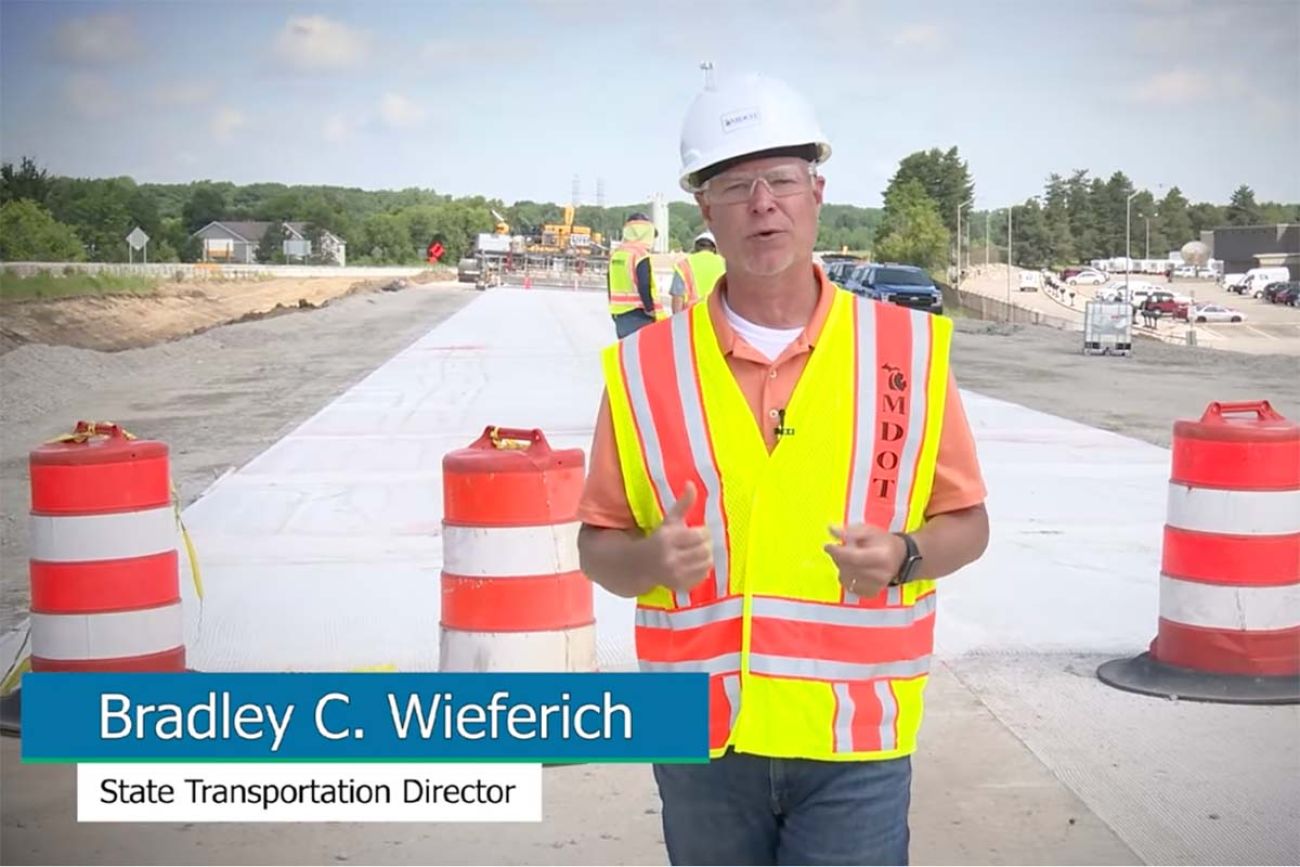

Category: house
[192, 221, 347, 266]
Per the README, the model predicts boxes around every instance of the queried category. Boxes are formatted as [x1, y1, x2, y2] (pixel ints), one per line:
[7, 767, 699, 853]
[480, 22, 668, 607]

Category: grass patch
[0, 270, 161, 302]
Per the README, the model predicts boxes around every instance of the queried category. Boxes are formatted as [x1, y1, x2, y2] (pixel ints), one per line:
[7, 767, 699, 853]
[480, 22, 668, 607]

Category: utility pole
[1006, 206, 1013, 308]
[985, 211, 990, 266]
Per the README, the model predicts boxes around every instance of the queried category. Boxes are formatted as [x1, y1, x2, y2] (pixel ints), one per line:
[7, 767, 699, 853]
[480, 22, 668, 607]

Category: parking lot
[957, 265, 1300, 355]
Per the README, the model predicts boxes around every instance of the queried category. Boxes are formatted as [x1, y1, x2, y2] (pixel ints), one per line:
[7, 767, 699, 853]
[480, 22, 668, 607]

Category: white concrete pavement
[2, 286, 1296, 864]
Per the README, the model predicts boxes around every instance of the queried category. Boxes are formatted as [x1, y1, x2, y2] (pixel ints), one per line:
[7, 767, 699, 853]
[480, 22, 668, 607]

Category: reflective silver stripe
[875, 680, 898, 752]
[891, 311, 931, 532]
[833, 683, 854, 753]
[671, 312, 731, 599]
[638, 652, 742, 674]
[844, 298, 877, 605]
[635, 597, 744, 630]
[750, 593, 935, 627]
[621, 336, 691, 608]
[749, 653, 931, 682]
[886, 585, 903, 606]
[723, 673, 741, 729]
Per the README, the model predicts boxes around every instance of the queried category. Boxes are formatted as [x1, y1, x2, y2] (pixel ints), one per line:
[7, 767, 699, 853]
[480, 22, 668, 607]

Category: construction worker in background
[576, 67, 989, 866]
[607, 212, 660, 339]
[670, 230, 726, 313]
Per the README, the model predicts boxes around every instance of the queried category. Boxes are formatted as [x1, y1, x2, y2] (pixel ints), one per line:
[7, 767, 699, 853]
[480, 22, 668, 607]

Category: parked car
[1222, 273, 1248, 293]
[1067, 269, 1108, 286]
[1275, 283, 1300, 306]
[844, 263, 943, 314]
[1180, 303, 1247, 323]
[1173, 265, 1198, 278]
[1142, 291, 1182, 315]
[824, 259, 862, 286]
[1262, 281, 1292, 302]
[1060, 266, 1101, 282]
[1018, 270, 1042, 292]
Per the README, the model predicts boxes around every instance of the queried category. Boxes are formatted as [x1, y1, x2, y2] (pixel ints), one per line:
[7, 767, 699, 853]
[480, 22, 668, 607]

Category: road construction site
[1, 272, 1297, 865]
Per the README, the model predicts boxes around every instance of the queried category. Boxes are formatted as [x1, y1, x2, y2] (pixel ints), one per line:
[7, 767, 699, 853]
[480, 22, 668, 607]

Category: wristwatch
[890, 532, 923, 586]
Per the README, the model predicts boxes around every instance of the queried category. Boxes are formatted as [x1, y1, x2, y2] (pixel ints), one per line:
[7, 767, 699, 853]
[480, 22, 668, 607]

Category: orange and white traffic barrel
[438, 426, 595, 672]
[1099, 401, 1299, 703]
[28, 422, 185, 672]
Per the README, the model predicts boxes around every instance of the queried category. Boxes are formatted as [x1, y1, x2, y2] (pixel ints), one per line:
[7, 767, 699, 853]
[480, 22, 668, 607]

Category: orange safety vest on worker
[601, 287, 952, 761]
[608, 220, 659, 317]
[673, 250, 726, 306]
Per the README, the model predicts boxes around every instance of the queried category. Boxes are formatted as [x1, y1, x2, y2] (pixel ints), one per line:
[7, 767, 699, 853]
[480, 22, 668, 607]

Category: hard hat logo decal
[721, 107, 761, 133]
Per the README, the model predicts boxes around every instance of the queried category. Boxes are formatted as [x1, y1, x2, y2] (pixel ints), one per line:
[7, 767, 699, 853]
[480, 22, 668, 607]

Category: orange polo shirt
[577, 266, 987, 529]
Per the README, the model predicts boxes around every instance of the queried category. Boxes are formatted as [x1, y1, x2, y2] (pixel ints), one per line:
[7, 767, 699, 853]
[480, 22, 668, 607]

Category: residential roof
[196, 221, 342, 242]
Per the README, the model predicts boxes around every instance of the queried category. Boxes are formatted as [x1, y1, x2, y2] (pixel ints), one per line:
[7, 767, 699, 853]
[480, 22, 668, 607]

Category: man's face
[696, 156, 824, 279]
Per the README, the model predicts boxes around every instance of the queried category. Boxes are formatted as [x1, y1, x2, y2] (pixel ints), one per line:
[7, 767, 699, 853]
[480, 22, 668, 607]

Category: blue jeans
[653, 751, 912, 866]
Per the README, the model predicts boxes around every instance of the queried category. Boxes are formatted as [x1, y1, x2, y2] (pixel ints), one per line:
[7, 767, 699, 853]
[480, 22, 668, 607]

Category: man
[576, 69, 990, 866]
[607, 212, 661, 338]
[670, 230, 726, 313]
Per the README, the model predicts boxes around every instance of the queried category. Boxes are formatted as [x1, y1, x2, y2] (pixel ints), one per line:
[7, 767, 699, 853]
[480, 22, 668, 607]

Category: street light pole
[985, 211, 990, 266]
[1125, 190, 1140, 306]
[1145, 216, 1151, 260]
[957, 199, 973, 291]
[1006, 205, 1013, 307]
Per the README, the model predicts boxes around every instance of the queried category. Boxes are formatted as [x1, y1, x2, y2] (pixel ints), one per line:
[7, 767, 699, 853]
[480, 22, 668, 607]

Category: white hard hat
[695, 230, 716, 244]
[678, 66, 831, 193]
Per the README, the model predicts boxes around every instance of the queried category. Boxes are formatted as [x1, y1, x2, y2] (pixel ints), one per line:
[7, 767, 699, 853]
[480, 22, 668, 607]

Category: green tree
[885, 147, 974, 233]
[0, 156, 52, 206]
[0, 200, 86, 261]
[257, 222, 288, 264]
[1226, 185, 1261, 226]
[1011, 199, 1051, 268]
[1187, 202, 1225, 235]
[1042, 174, 1075, 265]
[1157, 187, 1194, 250]
[873, 179, 950, 272]
[182, 183, 228, 233]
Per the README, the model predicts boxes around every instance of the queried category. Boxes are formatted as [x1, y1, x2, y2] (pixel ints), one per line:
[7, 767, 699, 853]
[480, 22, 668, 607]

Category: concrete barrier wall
[1, 262, 435, 282]
[941, 284, 1080, 331]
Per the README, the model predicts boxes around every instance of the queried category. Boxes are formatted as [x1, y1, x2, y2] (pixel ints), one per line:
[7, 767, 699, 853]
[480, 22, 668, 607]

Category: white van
[1222, 273, 1247, 293]
[1018, 270, 1042, 292]
[1242, 267, 1291, 297]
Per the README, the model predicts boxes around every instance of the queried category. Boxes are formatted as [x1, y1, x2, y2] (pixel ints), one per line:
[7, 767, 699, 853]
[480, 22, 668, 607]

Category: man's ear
[696, 193, 711, 226]
[813, 174, 826, 208]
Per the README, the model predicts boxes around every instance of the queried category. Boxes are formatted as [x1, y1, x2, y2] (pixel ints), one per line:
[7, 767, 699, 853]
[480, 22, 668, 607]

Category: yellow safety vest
[608, 219, 660, 317]
[673, 250, 726, 306]
[601, 287, 952, 761]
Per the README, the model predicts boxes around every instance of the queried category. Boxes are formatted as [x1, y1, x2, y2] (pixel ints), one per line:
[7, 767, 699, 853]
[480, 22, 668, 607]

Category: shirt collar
[707, 263, 837, 358]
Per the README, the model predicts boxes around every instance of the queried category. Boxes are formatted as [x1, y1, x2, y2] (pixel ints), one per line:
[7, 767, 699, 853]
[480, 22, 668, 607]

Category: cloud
[323, 113, 353, 143]
[152, 82, 216, 108]
[272, 15, 370, 71]
[63, 73, 120, 119]
[1128, 68, 1213, 104]
[378, 93, 424, 129]
[892, 23, 944, 49]
[53, 12, 140, 65]
[211, 107, 248, 141]
[422, 35, 535, 64]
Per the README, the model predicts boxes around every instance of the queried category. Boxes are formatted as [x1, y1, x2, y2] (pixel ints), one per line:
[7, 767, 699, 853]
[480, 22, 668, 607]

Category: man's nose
[747, 179, 779, 213]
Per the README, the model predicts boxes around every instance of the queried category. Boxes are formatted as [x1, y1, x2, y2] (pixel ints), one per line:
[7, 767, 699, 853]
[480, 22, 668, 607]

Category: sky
[1, 0, 1297, 211]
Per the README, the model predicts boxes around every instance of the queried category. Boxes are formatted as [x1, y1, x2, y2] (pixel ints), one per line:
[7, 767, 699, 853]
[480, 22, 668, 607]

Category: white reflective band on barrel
[749, 653, 930, 682]
[1166, 485, 1300, 536]
[32, 603, 183, 661]
[442, 522, 580, 577]
[671, 314, 731, 601]
[621, 336, 688, 607]
[638, 652, 742, 674]
[750, 593, 935, 627]
[635, 597, 743, 630]
[29, 506, 176, 563]
[844, 299, 878, 605]
[890, 311, 932, 533]
[1159, 576, 1300, 631]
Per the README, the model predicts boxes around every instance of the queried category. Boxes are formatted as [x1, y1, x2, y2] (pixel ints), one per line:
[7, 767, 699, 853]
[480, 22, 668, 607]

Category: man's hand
[649, 481, 713, 593]
[824, 524, 906, 598]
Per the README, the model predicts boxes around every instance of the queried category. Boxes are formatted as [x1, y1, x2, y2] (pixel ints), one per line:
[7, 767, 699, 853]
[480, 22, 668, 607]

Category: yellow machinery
[532, 206, 602, 255]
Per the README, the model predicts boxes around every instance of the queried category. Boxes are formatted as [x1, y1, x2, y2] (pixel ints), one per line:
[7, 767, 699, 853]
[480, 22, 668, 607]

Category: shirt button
[769, 409, 779, 419]
[769, 368, 778, 379]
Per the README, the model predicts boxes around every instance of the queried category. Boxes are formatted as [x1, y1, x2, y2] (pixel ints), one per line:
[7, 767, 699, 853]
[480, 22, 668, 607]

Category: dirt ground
[0, 271, 450, 353]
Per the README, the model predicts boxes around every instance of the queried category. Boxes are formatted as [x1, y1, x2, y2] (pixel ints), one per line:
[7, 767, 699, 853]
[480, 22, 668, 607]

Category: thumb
[665, 481, 698, 524]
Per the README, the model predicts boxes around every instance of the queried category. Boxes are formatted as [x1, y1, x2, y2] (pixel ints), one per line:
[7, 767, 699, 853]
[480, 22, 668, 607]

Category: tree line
[0, 157, 885, 266]
[868, 147, 1298, 275]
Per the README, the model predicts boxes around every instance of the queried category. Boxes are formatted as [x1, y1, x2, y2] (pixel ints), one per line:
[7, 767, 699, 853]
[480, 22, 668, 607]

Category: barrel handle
[472, 426, 551, 452]
[1201, 401, 1284, 423]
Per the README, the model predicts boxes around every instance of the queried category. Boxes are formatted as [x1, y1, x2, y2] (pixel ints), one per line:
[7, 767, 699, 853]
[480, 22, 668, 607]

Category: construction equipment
[531, 206, 602, 255]
[491, 209, 511, 236]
